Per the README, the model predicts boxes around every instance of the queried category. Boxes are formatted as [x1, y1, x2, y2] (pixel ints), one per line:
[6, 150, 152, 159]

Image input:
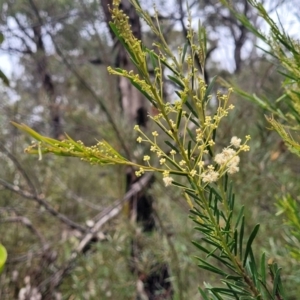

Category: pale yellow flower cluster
[163, 176, 173, 187]
[215, 148, 240, 174]
[105, 0, 252, 191]
[133, 117, 250, 187]
[132, 88, 251, 187]
[230, 136, 241, 148]
[201, 165, 219, 183]
[214, 135, 251, 176]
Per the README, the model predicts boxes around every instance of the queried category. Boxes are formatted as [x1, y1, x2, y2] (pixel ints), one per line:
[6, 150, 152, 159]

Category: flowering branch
[12, 0, 286, 298]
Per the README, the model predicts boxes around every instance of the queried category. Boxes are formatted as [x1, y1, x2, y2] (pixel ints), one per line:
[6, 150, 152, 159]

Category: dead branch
[0, 178, 87, 233]
[1, 216, 45, 244]
[0, 142, 37, 195]
[37, 172, 154, 296]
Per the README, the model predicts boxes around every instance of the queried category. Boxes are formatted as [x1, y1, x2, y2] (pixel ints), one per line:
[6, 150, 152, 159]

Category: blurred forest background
[0, 0, 300, 299]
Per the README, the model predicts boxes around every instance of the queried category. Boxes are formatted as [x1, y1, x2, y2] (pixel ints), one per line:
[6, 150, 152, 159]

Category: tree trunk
[101, 0, 173, 298]
[33, 25, 63, 138]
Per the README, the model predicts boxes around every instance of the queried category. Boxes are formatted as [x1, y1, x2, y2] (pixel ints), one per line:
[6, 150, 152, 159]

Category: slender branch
[0, 142, 37, 195]
[54, 177, 104, 211]
[7, 249, 44, 264]
[79, 171, 154, 252]
[1, 10, 81, 36]
[0, 178, 87, 233]
[78, 0, 111, 65]
[177, 0, 212, 83]
[1, 216, 45, 244]
[13, 13, 35, 42]
[0, 46, 32, 54]
[37, 172, 154, 294]
[27, 0, 132, 160]
[51, 38, 132, 159]
[3, 25, 33, 54]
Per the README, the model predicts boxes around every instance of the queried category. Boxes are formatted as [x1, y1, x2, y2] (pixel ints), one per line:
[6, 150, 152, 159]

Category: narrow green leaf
[181, 41, 189, 63]
[210, 290, 225, 300]
[214, 197, 219, 225]
[185, 190, 201, 201]
[235, 206, 244, 229]
[225, 275, 243, 281]
[243, 224, 260, 266]
[239, 216, 245, 259]
[192, 241, 236, 271]
[224, 283, 240, 299]
[208, 187, 213, 207]
[198, 288, 210, 300]
[187, 127, 196, 143]
[257, 278, 274, 299]
[164, 141, 179, 153]
[227, 181, 233, 204]
[249, 247, 257, 278]
[212, 127, 217, 142]
[171, 181, 187, 189]
[189, 116, 201, 127]
[211, 287, 243, 297]
[161, 59, 180, 76]
[189, 207, 207, 220]
[233, 229, 238, 256]
[185, 100, 199, 120]
[191, 215, 210, 225]
[202, 237, 222, 249]
[220, 281, 250, 295]
[197, 258, 227, 276]
[224, 173, 228, 192]
[208, 186, 222, 203]
[176, 109, 183, 129]
[260, 252, 266, 284]
[166, 158, 183, 171]
[224, 211, 233, 232]
[129, 79, 157, 107]
[191, 66, 195, 91]
[11, 122, 62, 146]
[148, 51, 157, 70]
[168, 170, 187, 176]
[230, 193, 235, 211]
[276, 272, 285, 299]
[187, 141, 192, 159]
[194, 227, 214, 234]
[203, 75, 217, 103]
[168, 75, 185, 89]
[272, 265, 282, 298]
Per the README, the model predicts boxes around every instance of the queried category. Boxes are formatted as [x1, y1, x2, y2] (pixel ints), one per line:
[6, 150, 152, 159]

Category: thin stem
[195, 183, 261, 298]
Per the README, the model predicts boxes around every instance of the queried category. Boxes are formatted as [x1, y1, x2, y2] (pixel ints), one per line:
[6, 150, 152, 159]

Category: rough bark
[28, 0, 64, 138]
[32, 25, 63, 139]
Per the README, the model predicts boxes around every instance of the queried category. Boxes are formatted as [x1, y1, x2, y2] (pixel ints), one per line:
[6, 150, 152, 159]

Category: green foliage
[0, 244, 7, 274]
[277, 195, 300, 261]
[223, 0, 300, 155]
[2, 0, 300, 298]
[12, 0, 292, 299]
[222, 1, 300, 297]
